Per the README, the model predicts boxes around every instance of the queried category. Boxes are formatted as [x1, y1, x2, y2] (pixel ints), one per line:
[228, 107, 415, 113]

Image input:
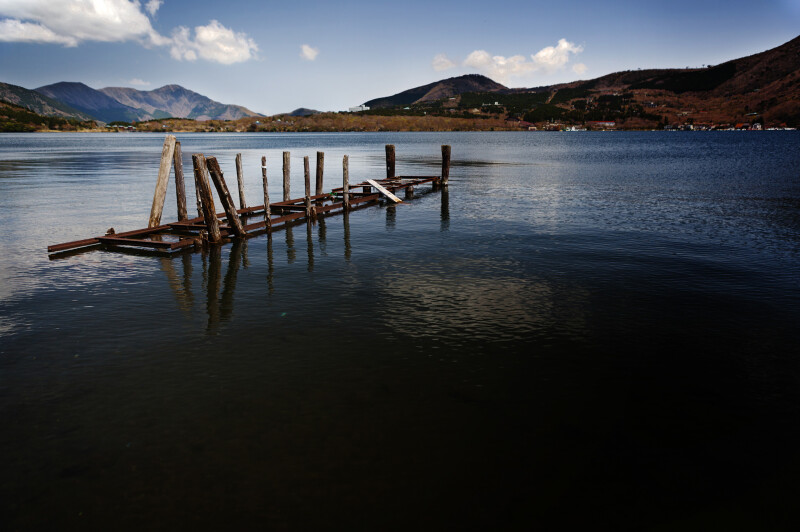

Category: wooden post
[315, 151, 324, 197]
[173, 141, 188, 221]
[148, 134, 177, 227]
[283, 151, 290, 201]
[441, 144, 451, 186]
[194, 156, 204, 218]
[205, 157, 245, 237]
[304, 156, 313, 219]
[261, 156, 271, 230]
[192, 154, 221, 243]
[235, 153, 247, 210]
[342, 155, 350, 211]
[385, 144, 395, 179]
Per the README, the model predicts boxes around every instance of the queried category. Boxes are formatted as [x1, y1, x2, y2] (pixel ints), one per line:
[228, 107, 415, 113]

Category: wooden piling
[441, 144, 451, 186]
[283, 151, 290, 201]
[192, 154, 221, 243]
[235, 153, 247, 210]
[261, 156, 271, 230]
[194, 158, 204, 219]
[385, 144, 395, 179]
[304, 156, 313, 219]
[205, 157, 246, 237]
[342, 155, 351, 211]
[148, 134, 177, 227]
[173, 141, 188, 221]
[315, 151, 324, 197]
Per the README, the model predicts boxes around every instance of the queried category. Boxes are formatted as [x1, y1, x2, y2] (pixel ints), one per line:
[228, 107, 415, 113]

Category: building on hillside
[349, 105, 370, 112]
[587, 120, 616, 129]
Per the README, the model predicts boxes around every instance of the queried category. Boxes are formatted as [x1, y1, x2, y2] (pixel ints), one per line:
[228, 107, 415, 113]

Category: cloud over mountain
[0, 0, 257, 64]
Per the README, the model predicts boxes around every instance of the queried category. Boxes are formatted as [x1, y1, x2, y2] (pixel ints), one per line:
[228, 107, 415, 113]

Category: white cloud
[432, 53, 456, 71]
[462, 39, 584, 84]
[128, 78, 150, 86]
[300, 44, 318, 61]
[145, 0, 162, 17]
[0, 18, 77, 46]
[170, 20, 257, 64]
[572, 63, 588, 75]
[0, 1, 258, 65]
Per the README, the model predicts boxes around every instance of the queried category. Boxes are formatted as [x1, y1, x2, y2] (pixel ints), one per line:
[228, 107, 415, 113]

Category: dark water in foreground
[1, 132, 799, 529]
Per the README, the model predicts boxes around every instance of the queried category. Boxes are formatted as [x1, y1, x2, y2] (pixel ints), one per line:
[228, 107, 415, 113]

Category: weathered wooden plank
[366, 179, 402, 203]
[441, 144, 451, 185]
[385, 144, 395, 179]
[304, 155, 313, 218]
[192, 154, 222, 243]
[206, 157, 245, 237]
[261, 156, 271, 229]
[235, 152, 247, 210]
[315, 151, 324, 197]
[98, 236, 192, 250]
[283, 151, 290, 201]
[148, 134, 177, 227]
[173, 141, 188, 221]
[342, 155, 350, 211]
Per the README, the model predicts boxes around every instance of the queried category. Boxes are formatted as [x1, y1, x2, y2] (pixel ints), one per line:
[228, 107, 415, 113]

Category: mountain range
[1, 81, 262, 124]
[362, 35, 800, 127]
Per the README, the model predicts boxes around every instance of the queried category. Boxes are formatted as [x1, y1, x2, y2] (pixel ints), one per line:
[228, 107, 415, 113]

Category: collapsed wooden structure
[47, 137, 451, 256]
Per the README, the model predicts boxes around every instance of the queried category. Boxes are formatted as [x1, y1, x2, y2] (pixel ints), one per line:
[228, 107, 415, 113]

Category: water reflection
[160, 253, 194, 313]
[343, 211, 352, 262]
[285, 226, 296, 264]
[386, 205, 396, 232]
[202, 239, 247, 331]
[441, 186, 450, 232]
[306, 220, 314, 272]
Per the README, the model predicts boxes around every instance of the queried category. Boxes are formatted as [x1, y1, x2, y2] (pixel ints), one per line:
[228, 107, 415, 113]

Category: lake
[1, 131, 799, 529]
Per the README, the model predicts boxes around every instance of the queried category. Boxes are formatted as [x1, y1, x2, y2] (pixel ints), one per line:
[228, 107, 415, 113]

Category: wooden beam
[148, 134, 177, 227]
[304, 155, 313, 219]
[235, 152, 247, 209]
[283, 151, 290, 201]
[261, 156, 271, 230]
[315, 151, 324, 197]
[366, 179, 402, 203]
[173, 140, 188, 221]
[342, 155, 350, 211]
[385, 144, 395, 179]
[206, 157, 245, 237]
[192, 154, 222, 243]
[441, 144, 451, 186]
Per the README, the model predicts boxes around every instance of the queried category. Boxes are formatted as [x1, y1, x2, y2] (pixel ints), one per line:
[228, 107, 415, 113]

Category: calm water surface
[1, 132, 799, 529]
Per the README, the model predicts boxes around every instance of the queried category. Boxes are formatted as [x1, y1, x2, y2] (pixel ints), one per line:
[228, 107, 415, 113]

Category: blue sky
[1, 0, 798, 114]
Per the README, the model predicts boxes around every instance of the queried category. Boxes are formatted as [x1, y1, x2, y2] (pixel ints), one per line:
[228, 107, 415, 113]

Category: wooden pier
[47, 137, 451, 256]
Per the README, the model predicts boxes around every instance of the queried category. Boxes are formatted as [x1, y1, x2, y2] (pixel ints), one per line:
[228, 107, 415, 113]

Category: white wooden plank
[366, 179, 402, 203]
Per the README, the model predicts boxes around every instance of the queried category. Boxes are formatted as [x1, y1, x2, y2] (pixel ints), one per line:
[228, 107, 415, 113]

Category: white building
[349, 105, 370, 112]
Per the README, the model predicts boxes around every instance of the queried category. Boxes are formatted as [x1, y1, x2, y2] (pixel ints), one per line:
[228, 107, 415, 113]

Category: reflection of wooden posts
[342, 155, 350, 211]
[148, 134, 177, 227]
[285, 225, 296, 264]
[206, 244, 221, 331]
[205, 157, 245, 237]
[282, 151, 290, 201]
[235, 153, 247, 209]
[385, 144, 395, 179]
[304, 156, 313, 219]
[173, 141, 188, 221]
[315, 151, 324, 198]
[343, 210, 351, 261]
[306, 219, 314, 273]
[261, 156, 271, 231]
[441, 144, 451, 186]
[192, 154, 221, 243]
